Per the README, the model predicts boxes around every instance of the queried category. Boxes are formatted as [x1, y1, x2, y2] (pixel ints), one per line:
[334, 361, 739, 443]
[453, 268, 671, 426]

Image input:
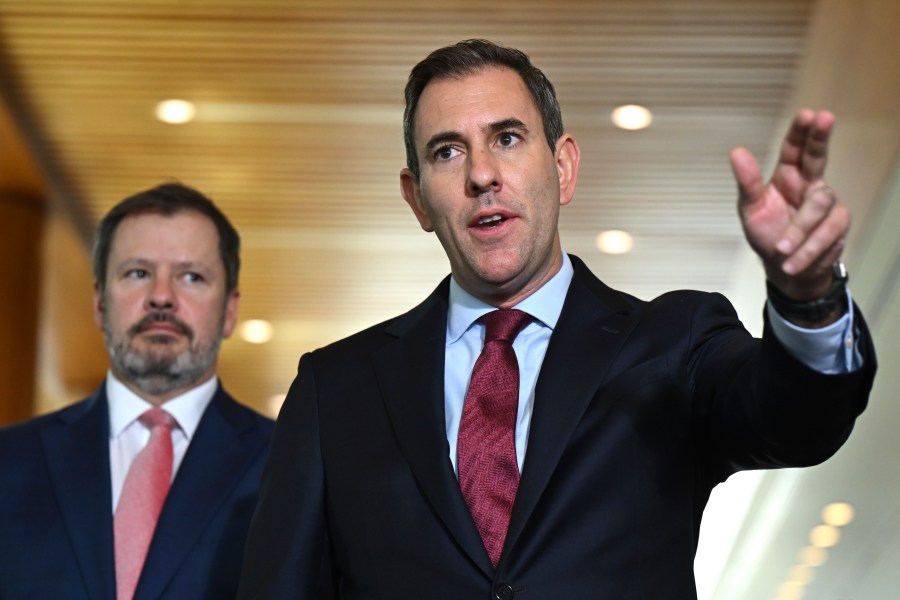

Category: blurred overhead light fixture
[799, 545, 827, 567]
[810, 524, 840, 548]
[773, 502, 852, 599]
[239, 319, 274, 344]
[611, 104, 652, 130]
[596, 229, 634, 254]
[155, 99, 196, 124]
[774, 581, 805, 600]
[822, 502, 854, 527]
[788, 564, 815, 586]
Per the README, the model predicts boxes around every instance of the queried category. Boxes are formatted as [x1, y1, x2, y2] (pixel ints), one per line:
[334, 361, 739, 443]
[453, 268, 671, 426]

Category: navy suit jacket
[238, 255, 876, 599]
[0, 383, 274, 599]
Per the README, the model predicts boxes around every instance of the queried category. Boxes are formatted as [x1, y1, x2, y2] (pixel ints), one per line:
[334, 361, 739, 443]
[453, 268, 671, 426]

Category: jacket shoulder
[0, 395, 98, 440]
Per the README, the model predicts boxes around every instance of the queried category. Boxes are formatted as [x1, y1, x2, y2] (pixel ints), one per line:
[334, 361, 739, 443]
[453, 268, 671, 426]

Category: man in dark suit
[237, 40, 876, 599]
[0, 183, 274, 599]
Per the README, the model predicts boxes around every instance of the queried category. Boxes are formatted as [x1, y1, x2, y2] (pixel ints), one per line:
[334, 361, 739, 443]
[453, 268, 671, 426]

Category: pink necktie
[458, 309, 533, 567]
[114, 407, 175, 600]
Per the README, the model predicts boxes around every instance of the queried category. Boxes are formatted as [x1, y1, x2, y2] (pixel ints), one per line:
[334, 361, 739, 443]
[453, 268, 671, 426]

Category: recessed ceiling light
[822, 502, 854, 527]
[611, 104, 652, 130]
[799, 545, 828, 567]
[810, 524, 840, 548]
[788, 564, 815, 586]
[155, 99, 196, 124]
[239, 319, 274, 344]
[775, 581, 805, 600]
[596, 229, 634, 254]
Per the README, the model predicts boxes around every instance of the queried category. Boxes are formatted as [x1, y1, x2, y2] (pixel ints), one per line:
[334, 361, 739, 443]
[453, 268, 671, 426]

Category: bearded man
[0, 183, 274, 600]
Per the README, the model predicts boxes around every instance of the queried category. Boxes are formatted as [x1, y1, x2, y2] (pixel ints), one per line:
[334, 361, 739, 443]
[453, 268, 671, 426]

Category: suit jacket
[0, 382, 274, 600]
[238, 255, 876, 599]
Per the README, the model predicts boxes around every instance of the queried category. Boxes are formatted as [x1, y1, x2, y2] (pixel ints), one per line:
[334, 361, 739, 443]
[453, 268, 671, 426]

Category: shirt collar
[447, 252, 574, 343]
[106, 370, 218, 440]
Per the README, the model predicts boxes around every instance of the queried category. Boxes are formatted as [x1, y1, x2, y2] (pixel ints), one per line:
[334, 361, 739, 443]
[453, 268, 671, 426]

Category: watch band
[766, 261, 849, 323]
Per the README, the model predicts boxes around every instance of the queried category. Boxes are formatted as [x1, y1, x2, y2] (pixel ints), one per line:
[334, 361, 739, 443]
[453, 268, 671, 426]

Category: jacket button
[493, 584, 514, 600]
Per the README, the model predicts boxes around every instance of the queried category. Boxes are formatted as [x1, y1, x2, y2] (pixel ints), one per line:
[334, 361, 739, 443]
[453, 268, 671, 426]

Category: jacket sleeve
[688, 293, 877, 482]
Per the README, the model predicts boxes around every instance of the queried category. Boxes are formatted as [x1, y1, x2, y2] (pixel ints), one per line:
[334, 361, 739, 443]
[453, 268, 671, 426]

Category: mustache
[128, 312, 193, 339]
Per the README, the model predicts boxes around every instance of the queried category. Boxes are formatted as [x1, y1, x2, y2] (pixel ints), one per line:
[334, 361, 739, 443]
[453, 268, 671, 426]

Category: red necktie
[458, 308, 533, 567]
[114, 407, 175, 600]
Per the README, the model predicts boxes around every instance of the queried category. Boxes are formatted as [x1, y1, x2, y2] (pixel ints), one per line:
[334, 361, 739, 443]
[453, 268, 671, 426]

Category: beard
[104, 310, 223, 397]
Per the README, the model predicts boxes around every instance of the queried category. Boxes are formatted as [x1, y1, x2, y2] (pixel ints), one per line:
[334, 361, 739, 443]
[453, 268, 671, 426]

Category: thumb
[730, 147, 765, 213]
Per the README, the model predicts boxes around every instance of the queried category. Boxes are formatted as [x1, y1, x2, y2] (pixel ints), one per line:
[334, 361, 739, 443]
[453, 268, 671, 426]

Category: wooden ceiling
[4, 2, 900, 597]
[0, 0, 818, 414]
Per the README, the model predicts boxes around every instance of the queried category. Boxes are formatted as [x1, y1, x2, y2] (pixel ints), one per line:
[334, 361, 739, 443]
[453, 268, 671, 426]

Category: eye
[126, 269, 149, 279]
[181, 272, 204, 283]
[434, 145, 461, 161]
[497, 132, 522, 148]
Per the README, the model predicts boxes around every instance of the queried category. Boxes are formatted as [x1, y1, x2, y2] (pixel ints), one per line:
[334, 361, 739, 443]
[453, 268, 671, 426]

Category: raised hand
[730, 109, 850, 301]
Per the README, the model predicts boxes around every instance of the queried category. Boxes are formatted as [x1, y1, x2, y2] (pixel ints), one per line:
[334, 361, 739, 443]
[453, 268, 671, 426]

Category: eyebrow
[117, 258, 209, 272]
[424, 131, 463, 155]
[489, 118, 529, 136]
[423, 118, 531, 155]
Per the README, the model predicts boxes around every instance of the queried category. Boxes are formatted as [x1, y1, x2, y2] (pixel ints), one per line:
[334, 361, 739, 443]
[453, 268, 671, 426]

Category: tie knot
[480, 309, 533, 344]
[139, 407, 175, 431]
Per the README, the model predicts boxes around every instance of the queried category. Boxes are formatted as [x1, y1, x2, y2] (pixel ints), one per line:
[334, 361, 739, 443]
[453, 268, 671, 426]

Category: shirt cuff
[767, 289, 861, 374]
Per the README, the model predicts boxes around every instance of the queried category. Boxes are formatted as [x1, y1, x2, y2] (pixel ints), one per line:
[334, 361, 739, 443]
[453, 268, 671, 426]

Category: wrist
[767, 261, 849, 327]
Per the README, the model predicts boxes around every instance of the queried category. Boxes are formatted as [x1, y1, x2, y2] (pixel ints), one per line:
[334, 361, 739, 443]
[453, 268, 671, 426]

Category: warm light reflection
[810, 524, 840, 548]
[155, 99, 196, 124]
[611, 104, 653, 130]
[776, 580, 805, 600]
[799, 545, 828, 567]
[789, 564, 815, 585]
[267, 394, 286, 417]
[239, 319, 274, 344]
[595, 229, 634, 254]
[822, 502, 855, 527]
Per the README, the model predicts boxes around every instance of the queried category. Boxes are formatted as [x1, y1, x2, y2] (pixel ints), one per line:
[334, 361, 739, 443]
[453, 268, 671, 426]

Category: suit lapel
[503, 257, 639, 563]
[373, 278, 494, 576]
[40, 390, 117, 600]
[135, 388, 267, 599]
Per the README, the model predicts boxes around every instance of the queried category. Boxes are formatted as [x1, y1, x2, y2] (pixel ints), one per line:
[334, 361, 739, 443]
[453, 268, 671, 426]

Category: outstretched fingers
[780, 192, 850, 277]
[799, 110, 834, 180]
[775, 110, 834, 190]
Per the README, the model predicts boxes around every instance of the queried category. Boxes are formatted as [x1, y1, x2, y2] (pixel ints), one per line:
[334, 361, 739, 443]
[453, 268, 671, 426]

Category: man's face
[401, 66, 579, 307]
[93, 210, 239, 402]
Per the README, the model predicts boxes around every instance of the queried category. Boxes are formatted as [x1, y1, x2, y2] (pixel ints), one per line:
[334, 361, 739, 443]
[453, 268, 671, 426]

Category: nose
[467, 147, 502, 196]
[146, 275, 176, 311]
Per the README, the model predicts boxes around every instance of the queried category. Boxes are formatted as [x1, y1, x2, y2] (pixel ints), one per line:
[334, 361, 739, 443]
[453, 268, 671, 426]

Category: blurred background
[1, 0, 897, 598]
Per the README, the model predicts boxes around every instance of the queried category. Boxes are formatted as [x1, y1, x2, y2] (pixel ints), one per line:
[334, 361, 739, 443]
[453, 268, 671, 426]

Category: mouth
[472, 213, 511, 230]
[130, 313, 192, 340]
[143, 323, 183, 335]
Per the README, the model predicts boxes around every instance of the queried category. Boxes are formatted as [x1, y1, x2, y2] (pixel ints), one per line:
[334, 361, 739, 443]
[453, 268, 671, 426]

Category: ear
[555, 134, 581, 207]
[92, 282, 105, 329]
[221, 289, 241, 339]
[400, 168, 434, 232]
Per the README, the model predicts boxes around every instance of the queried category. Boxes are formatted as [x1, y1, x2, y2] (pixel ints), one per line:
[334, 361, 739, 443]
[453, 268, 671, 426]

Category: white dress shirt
[107, 372, 217, 512]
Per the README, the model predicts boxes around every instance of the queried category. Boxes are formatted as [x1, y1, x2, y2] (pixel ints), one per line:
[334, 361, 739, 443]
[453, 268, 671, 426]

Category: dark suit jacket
[238, 255, 876, 599]
[0, 383, 274, 600]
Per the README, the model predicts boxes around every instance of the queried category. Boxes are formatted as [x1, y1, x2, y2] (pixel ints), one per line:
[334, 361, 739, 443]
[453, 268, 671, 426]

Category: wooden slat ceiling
[0, 0, 814, 411]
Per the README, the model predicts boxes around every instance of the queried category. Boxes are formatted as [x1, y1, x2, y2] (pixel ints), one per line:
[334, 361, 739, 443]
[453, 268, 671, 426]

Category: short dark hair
[403, 39, 565, 179]
[92, 182, 240, 293]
